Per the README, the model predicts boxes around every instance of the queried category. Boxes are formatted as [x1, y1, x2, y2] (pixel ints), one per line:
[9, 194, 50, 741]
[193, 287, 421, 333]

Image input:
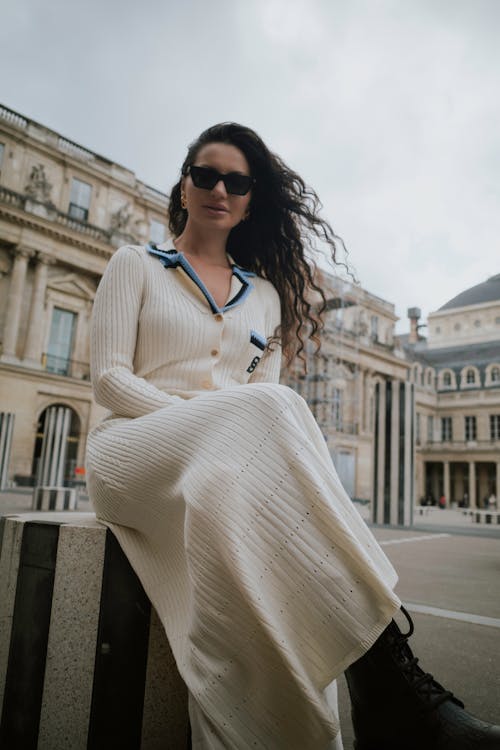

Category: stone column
[364, 369, 373, 434]
[389, 378, 400, 526]
[496, 461, 500, 503]
[23, 253, 52, 367]
[404, 381, 415, 527]
[443, 460, 450, 506]
[1, 248, 33, 362]
[375, 380, 386, 525]
[0, 412, 15, 489]
[355, 367, 364, 434]
[469, 461, 476, 509]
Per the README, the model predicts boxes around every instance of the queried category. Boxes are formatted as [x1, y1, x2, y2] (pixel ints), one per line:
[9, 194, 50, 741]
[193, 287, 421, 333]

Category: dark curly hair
[168, 123, 348, 365]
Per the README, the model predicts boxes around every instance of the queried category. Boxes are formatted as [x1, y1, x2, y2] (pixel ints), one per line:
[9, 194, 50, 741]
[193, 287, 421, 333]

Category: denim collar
[146, 242, 255, 314]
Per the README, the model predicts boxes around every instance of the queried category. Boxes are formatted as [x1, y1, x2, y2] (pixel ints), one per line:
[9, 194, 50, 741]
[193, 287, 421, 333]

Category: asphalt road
[337, 525, 500, 749]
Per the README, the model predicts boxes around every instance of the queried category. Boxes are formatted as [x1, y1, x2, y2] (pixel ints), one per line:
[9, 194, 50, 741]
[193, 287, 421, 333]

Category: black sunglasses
[186, 165, 254, 196]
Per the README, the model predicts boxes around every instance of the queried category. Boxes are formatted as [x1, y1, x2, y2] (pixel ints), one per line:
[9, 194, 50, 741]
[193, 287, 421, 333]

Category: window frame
[441, 416, 453, 442]
[45, 307, 77, 376]
[464, 415, 477, 442]
[68, 177, 92, 222]
[490, 415, 500, 441]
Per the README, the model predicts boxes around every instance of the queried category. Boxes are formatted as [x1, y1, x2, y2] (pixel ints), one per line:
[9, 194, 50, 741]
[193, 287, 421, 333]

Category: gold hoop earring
[181, 191, 188, 210]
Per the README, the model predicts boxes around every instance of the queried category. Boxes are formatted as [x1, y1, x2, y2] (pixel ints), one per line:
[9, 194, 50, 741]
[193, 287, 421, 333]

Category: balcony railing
[42, 353, 90, 380]
[0, 104, 28, 129]
[0, 185, 25, 209]
[422, 438, 500, 449]
[314, 419, 359, 435]
[0, 185, 111, 244]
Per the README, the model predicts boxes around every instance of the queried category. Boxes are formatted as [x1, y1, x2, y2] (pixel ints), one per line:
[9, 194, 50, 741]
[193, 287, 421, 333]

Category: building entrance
[31, 405, 80, 486]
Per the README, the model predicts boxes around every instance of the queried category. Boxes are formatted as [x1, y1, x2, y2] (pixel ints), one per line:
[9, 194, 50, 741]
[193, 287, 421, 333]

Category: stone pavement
[338, 524, 500, 749]
[1, 493, 499, 749]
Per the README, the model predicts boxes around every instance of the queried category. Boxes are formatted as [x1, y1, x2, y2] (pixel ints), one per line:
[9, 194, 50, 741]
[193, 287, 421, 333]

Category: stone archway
[32, 404, 80, 486]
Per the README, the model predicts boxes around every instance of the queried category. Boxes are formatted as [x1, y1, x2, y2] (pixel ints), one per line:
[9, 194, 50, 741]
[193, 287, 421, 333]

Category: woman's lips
[204, 205, 228, 214]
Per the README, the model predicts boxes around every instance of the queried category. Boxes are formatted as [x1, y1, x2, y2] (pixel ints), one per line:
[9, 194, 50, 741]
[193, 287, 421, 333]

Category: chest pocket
[247, 330, 267, 373]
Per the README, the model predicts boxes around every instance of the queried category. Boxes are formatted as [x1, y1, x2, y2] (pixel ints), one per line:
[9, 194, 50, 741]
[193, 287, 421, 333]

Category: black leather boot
[345, 606, 500, 750]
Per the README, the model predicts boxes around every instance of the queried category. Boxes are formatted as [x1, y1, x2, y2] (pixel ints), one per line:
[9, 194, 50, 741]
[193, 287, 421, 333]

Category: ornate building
[282, 270, 415, 526]
[0, 104, 169, 488]
[403, 277, 500, 508]
[5, 103, 495, 525]
[0, 103, 414, 524]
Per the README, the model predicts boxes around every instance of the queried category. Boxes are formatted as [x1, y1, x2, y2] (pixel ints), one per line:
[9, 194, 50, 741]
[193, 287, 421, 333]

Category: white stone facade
[0, 103, 168, 487]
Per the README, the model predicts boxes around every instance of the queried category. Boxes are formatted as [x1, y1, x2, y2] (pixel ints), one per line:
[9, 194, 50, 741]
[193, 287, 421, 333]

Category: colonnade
[0, 246, 53, 366]
[423, 460, 500, 508]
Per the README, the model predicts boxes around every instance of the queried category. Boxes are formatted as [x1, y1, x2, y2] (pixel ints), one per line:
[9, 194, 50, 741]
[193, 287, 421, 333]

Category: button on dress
[86, 242, 401, 750]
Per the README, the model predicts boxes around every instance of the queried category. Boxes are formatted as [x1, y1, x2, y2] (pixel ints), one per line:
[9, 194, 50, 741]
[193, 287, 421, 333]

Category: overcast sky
[2, 0, 500, 332]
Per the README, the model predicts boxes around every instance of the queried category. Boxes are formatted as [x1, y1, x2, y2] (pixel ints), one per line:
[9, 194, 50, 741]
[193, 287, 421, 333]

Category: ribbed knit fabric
[86, 243, 401, 750]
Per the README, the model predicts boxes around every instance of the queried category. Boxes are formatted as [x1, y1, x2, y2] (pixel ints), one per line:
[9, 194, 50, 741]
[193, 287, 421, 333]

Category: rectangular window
[150, 219, 166, 244]
[490, 415, 500, 440]
[332, 388, 343, 430]
[68, 178, 92, 222]
[45, 308, 76, 376]
[427, 415, 434, 442]
[370, 315, 378, 340]
[465, 416, 477, 441]
[416, 413, 421, 444]
[0, 142, 4, 173]
[441, 416, 452, 441]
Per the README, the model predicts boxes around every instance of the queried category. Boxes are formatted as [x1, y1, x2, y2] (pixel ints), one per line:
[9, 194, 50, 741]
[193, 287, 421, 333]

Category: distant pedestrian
[488, 493, 497, 509]
[438, 494, 446, 509]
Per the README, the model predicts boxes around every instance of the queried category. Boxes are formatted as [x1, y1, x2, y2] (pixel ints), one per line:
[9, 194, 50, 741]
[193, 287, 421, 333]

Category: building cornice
[0, 104, 168, 211]
[0, 199, 113, 259]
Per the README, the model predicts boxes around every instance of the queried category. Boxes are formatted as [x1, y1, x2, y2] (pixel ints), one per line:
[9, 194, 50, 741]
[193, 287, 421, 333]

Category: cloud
[1, 0, 499, 331]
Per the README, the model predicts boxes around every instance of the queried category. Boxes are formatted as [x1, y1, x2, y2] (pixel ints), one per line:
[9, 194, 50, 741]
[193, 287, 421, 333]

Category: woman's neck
[174, 222, 230, 266]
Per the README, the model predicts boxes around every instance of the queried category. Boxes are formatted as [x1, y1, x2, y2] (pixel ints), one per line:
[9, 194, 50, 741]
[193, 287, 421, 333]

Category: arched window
[32, 404, 80, 486]
[492, 366, 500, 383]
[466, 369, 476, 384]
[443, 371, 452, 387]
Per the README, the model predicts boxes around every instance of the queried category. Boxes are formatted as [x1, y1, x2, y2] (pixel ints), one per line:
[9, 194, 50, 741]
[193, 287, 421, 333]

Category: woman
[86, 123, 499, 749]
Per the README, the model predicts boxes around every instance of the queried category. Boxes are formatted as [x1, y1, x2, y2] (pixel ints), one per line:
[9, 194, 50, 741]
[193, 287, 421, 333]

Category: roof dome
[439, 273, 500, 311]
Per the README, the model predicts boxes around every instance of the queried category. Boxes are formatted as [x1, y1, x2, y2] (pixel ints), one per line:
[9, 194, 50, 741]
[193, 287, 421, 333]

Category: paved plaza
[1, 492, 499, 749]
[338, 523, 500, 749]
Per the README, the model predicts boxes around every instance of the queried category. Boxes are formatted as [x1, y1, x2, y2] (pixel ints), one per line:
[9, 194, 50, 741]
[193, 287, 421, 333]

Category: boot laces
[391, 606, 464, 710]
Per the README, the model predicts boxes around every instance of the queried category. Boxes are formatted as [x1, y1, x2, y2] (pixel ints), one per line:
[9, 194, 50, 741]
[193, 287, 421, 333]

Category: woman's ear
[180, 178, 188, 210]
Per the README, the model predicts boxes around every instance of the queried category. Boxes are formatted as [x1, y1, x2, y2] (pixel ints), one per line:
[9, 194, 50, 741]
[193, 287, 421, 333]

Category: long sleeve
[91, 245, 182, 418]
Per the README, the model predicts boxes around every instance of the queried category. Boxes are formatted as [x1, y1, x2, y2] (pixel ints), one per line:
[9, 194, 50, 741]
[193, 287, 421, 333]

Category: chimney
[407, 307, 421, 344]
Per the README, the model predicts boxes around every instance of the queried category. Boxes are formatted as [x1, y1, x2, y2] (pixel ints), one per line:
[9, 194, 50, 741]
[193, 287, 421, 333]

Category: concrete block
[0, 512, 189, 749]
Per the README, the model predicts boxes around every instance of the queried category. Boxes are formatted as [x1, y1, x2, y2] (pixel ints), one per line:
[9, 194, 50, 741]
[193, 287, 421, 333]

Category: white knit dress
[86, 242, 401, 750]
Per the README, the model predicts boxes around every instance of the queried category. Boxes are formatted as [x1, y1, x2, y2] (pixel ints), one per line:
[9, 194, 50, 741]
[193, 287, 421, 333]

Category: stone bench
[0, 512, 190, 749]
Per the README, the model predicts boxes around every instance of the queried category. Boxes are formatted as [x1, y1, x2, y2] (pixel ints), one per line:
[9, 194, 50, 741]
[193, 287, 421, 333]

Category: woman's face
[182, 142, 252, 232]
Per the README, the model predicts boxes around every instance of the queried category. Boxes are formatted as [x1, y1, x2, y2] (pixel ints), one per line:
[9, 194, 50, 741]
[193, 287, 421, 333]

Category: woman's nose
[211, 179, 228, 197]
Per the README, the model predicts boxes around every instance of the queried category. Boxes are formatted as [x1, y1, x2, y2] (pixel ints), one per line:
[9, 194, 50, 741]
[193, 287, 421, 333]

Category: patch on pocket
[250, 329, 266, 351]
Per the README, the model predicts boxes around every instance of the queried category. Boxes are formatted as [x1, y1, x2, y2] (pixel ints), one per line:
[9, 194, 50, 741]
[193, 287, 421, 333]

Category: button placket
[201, 313, 225, 388]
